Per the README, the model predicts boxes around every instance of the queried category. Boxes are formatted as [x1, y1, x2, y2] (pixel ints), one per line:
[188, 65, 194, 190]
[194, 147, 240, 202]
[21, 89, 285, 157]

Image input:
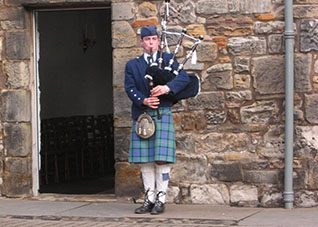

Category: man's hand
[143, 96, 160, 109]
[151, 85, 170, 97]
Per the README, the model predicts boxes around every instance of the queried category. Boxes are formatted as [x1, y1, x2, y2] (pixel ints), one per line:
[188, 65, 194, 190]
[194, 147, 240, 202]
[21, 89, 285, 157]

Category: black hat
[140, 25, 158, 39]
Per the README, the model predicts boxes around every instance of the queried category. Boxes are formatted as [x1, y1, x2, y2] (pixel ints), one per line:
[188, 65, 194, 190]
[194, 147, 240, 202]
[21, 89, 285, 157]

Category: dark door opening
[37, 8, 114, 194]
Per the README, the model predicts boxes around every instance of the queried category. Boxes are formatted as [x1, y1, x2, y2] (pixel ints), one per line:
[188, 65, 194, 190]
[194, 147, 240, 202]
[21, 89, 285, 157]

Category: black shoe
[151, 200, 165, 215]
[135, 198, 154, 214]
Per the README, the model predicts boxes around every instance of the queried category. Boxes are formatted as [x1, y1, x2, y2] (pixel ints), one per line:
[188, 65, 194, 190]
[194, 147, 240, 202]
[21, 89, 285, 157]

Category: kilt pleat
[129, 107, 176, 163]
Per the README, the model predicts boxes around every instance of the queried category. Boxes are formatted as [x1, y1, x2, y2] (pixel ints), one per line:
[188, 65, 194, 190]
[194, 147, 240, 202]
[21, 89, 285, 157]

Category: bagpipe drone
[144, 0, 203, 104]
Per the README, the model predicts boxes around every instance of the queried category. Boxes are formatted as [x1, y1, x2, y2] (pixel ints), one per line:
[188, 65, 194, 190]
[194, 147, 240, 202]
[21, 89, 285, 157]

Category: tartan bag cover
[129, 107, 176, 163]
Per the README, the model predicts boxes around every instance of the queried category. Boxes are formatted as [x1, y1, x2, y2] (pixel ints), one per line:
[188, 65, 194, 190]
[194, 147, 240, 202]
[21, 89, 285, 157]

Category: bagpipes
[144, 0, 203, 104]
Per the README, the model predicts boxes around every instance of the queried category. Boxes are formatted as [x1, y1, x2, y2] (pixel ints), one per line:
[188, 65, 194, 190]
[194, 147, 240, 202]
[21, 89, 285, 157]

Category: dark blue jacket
[125, 52, 190, 120]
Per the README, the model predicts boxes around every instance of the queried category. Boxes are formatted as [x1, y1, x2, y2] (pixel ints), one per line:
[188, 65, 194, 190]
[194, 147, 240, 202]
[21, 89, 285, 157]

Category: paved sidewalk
[0, 197, 317, 226]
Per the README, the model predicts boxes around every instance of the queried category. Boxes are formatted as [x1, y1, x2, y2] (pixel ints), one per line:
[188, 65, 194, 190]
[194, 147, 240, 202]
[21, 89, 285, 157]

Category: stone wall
[0, 0, 111, 196]
[0, 0, 318, 207]
[113, 0, 318, 207]
[0, 1, 32, 196]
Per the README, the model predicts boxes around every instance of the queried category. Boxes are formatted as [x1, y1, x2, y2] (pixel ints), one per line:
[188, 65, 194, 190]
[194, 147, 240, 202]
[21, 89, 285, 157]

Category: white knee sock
[155, 164, 171, 203]
[140, 163, 156, 203]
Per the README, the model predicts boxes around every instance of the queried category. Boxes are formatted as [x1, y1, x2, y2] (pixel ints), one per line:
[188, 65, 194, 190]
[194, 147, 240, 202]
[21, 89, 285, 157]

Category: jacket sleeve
[124, 61, 146, 107]
[165, 56, 190, 95]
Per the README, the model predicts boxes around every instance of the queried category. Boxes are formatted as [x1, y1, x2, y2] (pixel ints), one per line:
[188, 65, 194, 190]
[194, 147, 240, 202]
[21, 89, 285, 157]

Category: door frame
[31, 6, 111, 196]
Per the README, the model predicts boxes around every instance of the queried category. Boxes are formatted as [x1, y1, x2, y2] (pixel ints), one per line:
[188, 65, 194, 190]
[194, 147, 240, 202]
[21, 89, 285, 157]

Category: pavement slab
[0, 198, 318, 227]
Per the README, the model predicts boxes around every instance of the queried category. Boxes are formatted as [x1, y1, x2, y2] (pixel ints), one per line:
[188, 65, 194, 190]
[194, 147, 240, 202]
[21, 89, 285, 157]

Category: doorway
[36, 8, 114, 194]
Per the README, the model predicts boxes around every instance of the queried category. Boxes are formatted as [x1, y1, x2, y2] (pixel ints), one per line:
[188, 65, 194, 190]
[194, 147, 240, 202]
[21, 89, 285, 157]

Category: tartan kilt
[129, 107, 176, 163]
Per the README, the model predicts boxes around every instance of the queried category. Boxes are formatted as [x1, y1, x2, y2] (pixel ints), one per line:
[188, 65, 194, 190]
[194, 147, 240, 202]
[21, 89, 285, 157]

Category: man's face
[141, 35, 159, 53]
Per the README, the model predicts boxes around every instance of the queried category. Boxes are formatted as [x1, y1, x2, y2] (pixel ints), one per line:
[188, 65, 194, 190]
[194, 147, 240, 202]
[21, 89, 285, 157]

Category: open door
[35, 8, 114, 194]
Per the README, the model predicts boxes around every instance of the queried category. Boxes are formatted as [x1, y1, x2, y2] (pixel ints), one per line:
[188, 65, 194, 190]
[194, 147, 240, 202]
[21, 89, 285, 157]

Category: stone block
[4, 123, 31, 157]
[112, 2, 134, 20]
[252, 54, 312, 94]
[113, 115, 131, 128]
[0, 144, 3, 156]
[305, 94, 318, 124]
[207, 63, 233, 73]
[230, 184, 258, 207]
[257, 125, 285, 158]
[131, 18, 159, 28]
[268, 34, 284, 54]
[300, 19, 318, 52]
[228, 108, 240, 124]
[175, 133, 196, 154]
[166, 186, 180, 203]
[240, 161, 269, 170]
[207, 16, 253, 37]
[202, 64, 233, 90]
[295, 126, 318, 159]
[186, 92, 225, 111]
[211, 162, 242, 182]
[190, 184, 230, 205]
[260, 192, 283, 208]
[166, 0, 196, 24]
[295, 54, 312, 92]
[225, 91, 252, 108]
[234, 57, 250, 73]
[183, 61, 204, 71]
[4, 61, 29, 88]
[115, 162, 142, 197]
[228, 0, 240, 12]
[241, 100, 279, 124]
[113, 47, 143, 87]
[315, 59, 318, 74]
[186, 24, 207, 37]
[114, 127, 130, 162]
[294, 0, 318, 3]
[305, 160, 318, 190]
[252, 56, 284, 94]
[205, 109, 227, 125]
[171, 156, 208, 184]
[294, 5, 318, 19]
[112, 21, 136, 48]
[240, 0, 272, 14]
[255, 13, 275, 21]
[196, 42, 217, 62]
[1, 20, 24, 30]
[253, 21, 285, 34]
[1, 90, 31, 122]
[0, 36, 3, 61]
[179, 112, 207, 131]
[228, 37, 266, 55]
[0, 64, 6, 89]
[212, 36, 228, 48]
[137, 2, 157, 19]
[2, 174, 32, 196]
[5, 32, 30, 60]
[243, 170, 280, 184]
[0, 159, 3, 175]
[221, 151, 257, 162]
[295, 190, 318, 208]
[113, 89, 131, 119]
[0, 7, 23, 21]
[4, 157, 31, 176]
[234, 74, 251, 89]
[194, 132, 250, 153]
[197, 0, 228, 14]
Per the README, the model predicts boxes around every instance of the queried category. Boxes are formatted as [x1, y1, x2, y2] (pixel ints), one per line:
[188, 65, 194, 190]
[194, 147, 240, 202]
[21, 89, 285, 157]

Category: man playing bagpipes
[124, 1, 202, 216]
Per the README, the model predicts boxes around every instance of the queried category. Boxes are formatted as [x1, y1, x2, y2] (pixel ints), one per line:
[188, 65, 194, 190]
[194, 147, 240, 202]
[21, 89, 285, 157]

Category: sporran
[135, 113, 156, 139]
